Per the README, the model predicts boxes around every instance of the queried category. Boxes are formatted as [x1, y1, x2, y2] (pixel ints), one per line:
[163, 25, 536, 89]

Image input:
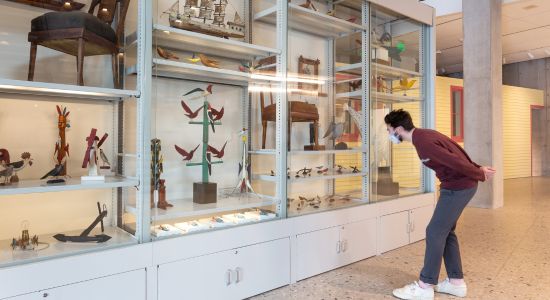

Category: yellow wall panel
[435, 76, 544, 179]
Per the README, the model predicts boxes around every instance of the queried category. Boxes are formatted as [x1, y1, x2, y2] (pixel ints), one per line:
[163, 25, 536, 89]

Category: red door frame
[450, 86, 464, 142]
[531, 105, 545, 176]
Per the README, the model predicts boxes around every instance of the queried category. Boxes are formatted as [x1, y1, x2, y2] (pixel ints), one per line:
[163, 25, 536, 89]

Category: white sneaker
[392, 281, 434, 300]
[434, 278, 467, 298]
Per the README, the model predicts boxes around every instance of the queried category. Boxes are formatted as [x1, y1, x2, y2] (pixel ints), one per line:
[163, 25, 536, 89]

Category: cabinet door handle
[411, 221, 415, 232]
[43, 293, 49, 298]
[336, 240, 341, 253]
[342, 240, 348, 252]
[226, 269, 232, 286]
[235, 267, 243, 283]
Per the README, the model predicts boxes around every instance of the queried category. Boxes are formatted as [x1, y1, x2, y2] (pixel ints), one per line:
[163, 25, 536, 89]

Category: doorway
[531, 105, 544, 177]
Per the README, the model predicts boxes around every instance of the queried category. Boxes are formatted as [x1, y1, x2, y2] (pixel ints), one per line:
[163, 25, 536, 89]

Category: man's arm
[420, 141, 486, 181]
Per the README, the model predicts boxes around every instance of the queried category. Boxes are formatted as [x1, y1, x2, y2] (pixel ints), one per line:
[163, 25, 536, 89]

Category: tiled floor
[252, 177, 550, 299]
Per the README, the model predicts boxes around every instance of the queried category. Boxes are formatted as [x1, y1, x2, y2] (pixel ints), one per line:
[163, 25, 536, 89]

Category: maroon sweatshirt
[412, 128, 485, 190]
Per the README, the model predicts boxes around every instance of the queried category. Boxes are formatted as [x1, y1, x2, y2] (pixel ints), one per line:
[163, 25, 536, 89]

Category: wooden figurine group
[0, 149, 33, 185]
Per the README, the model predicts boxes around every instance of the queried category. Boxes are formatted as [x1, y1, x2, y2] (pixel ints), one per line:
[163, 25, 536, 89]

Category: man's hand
[480, 166, 496, 181]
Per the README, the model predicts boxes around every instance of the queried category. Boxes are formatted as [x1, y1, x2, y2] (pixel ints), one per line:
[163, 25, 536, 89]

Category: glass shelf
[0, 227, 137, 268]
[256, 171, 366, 183]
[0, 176, 139, 196]
[126, 195, 279, 222]
[254, 3, 365, 38]
[152, 24, 280, 61]
[0, 79, 139, 101]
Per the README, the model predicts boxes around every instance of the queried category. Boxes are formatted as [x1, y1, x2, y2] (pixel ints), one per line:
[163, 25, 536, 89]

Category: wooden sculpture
[81, 128, 108, 180]
[5, 152, 33, 183]
[54, 105, 70, 176]
[175, 84, 226, 204]
[232, 128, 256, 196]
[54, 202, 111, 243]
[151, 139, 172, 210]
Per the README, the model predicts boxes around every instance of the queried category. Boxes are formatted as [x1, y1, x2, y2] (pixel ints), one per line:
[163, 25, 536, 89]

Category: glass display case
[369, 4, 428, 202]
[0, 0, 434, 265]
[0, 0, 143, 267]
[143, 0, 284, 240]
[254, 0, 369, 217]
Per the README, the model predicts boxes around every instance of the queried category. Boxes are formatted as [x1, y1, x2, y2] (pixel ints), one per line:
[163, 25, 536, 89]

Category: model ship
[163, 0, 245, 39]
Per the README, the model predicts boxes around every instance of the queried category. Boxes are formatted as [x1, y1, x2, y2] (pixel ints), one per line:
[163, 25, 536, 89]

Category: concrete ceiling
[435, 0, 550, 75]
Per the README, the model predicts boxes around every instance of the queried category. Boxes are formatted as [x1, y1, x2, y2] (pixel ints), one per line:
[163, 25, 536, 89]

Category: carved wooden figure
[54, 105, 70, 176]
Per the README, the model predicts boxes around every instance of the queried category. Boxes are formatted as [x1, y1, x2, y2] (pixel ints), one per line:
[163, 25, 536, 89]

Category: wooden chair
[260, 86, 320, 149]
[28, 0, 130, 87]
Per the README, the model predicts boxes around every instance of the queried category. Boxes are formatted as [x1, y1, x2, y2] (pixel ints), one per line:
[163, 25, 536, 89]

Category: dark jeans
[419, 185, 478, 285]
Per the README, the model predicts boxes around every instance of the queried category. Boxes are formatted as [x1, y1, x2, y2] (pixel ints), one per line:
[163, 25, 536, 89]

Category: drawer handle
[235, 267, 243, 283]
[226, 269, 232, 286]
[43, 293, 49, 298]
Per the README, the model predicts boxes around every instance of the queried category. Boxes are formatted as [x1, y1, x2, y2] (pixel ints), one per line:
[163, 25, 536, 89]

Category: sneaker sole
[434, 288, 467, 298]
[392, 290, 434, 300]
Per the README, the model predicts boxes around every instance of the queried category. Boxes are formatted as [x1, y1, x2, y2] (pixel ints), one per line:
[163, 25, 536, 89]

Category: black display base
[46, 178, 66, 184]
[335, 142, 348, 150]
[193, 182, 217, 204]
[304, 145, 326, 151]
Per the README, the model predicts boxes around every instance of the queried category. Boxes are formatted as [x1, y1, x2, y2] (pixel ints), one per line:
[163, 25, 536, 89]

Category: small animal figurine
[350, 166, 360, 173]
[5, 152, 33, 183]
[336, 165, 346, 174]
[157, 47, 179, 61]
[99, 149, 111, 169]
[199, 53, 220, 68]
[41, 162, 66, 184]
[0, 165, 14, 186]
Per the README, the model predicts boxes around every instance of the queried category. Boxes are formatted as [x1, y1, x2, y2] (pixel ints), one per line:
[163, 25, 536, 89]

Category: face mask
[389, 132, 401, 144]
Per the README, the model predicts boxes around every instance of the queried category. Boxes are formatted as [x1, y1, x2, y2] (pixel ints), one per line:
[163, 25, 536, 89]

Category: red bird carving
[181, 101, 203, 119]
[207, 105, 224, 121]
[207, 141, 227, 159]
[174, 144, 200, 161]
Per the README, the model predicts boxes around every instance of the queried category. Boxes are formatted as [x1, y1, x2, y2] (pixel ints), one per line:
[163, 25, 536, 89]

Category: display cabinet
[134, 0, 285, 240]
[253, 0, 369, 217]
[369, 4, 433, 202]
[0, 0, 147, 268]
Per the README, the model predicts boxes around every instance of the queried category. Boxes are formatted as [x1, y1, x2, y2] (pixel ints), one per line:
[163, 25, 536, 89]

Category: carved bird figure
[183, 84, 213, 100]
[199, 53, 220, 68]
[208, 105, 224, 121]
[323, 122, 345, 140]
[187, 53, 201, 63]
[181, 100, 204, 119]
[99, 149, 110, 168]
[175, 144, 200, 161]
[5, 152, 33, 182]
[156, 47, 179, 61]
[207, 141, 227, 159]
[0, 165, 14, 185]
[398, 77, 416, 96]
[40, 164, 65, 180]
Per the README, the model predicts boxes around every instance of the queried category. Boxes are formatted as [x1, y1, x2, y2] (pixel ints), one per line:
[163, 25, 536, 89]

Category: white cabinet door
[41, 269, 145, 300]
[233, 238, 290, 299]
[4, 293, 40, 300]
[379, 211, 410, 253]
[295, 226, 340, 281]
[410, 205, 434, 243]
[158, 250, 236, 300]
[339, 218, 377, 266]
